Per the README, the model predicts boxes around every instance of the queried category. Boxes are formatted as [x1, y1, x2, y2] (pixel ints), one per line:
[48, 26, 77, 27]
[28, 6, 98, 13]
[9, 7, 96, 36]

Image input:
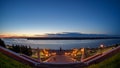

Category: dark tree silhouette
[27, 46, 32, 56]
[0, 38, 6, 47]
[9, 44, 32, 56]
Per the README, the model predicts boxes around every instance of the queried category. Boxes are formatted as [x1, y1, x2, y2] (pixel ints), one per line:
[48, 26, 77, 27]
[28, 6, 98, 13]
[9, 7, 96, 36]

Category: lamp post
[81, 48, 85, 62]
[100, 44, 104, 54]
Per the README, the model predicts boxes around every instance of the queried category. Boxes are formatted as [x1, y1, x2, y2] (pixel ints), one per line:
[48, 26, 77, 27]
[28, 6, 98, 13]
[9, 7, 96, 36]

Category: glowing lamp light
[45, 54, 48, 57]
[100, 44, 104, 48]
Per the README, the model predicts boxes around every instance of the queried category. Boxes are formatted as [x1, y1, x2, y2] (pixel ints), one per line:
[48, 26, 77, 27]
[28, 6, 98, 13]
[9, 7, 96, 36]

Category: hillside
[88, 52, 120, 68]
[0, 52, 32, 68]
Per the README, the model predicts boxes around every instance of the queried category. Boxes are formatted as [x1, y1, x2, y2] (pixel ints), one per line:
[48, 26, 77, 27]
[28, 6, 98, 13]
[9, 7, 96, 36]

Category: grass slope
[0, 52, 32, 68]
[88, 52, 120, 68]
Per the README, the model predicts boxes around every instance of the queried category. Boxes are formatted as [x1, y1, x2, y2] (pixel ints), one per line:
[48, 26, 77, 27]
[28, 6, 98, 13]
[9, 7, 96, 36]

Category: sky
[0, 0, 120, 37]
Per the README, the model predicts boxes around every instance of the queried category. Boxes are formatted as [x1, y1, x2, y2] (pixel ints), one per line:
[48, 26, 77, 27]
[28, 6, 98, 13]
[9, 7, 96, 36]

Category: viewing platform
[0, 45, 120, 68]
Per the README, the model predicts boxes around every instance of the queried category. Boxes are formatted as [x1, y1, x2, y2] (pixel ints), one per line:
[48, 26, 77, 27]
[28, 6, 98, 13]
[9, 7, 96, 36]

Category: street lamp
[100, 44, 104, 54]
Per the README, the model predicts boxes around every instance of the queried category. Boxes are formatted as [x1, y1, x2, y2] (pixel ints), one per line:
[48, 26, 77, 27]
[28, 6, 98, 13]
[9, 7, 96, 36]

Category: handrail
[82, 53, 102, 62]
[85, 46, 120, 65]
[0, 46, 39, 66]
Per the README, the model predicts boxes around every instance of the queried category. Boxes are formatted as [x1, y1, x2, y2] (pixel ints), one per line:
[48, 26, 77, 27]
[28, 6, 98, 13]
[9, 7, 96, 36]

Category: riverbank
[31, 44, 120, 62]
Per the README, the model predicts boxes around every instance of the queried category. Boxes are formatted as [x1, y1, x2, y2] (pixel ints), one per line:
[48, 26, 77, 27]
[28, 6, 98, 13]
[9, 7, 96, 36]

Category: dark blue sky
[0, 0, 120, 36]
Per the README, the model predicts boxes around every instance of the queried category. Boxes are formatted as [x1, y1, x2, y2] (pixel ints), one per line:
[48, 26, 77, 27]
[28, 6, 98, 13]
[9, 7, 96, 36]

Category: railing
[85, 46, 120, 65]
[81, 53, 102, 62]
[0, 46, 39, 66]
[37, 62, 86, 68]
[20, 54, 40, 63]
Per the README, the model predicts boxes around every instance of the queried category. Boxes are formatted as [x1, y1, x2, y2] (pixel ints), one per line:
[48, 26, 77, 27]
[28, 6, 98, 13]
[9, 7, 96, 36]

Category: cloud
[34, 32, 109, 37]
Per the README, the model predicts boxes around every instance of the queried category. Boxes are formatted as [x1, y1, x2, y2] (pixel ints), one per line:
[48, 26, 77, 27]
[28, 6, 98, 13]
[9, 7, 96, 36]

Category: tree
[9, 44, 32, 56]
[27, 46, 32, 56]
[0, 38, 6, 47]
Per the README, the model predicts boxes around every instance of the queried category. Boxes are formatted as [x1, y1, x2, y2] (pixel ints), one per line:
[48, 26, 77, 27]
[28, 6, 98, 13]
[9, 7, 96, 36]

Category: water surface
[2, 39, 120, 49]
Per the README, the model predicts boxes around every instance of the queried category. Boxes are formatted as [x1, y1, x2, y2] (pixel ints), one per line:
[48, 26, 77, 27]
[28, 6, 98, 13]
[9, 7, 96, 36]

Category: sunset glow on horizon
[0, 31, 108, 38]
[0, 33, 46, 38]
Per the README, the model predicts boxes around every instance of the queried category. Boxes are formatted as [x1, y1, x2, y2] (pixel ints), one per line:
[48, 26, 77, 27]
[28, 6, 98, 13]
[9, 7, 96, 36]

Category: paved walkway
[45, 55, 76, 63]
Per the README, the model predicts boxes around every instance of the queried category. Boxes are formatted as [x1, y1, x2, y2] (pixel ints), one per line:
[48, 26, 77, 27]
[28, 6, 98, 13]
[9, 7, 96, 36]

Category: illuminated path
[45, 55, 76, 63]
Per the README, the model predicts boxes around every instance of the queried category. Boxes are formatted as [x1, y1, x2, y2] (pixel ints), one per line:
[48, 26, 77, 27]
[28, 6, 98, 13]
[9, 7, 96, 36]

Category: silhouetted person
[60, 46, 62, 51]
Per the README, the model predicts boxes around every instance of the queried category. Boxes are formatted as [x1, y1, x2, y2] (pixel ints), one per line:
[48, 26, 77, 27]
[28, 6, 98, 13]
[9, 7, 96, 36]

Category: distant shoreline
[27, 37, 120, 40]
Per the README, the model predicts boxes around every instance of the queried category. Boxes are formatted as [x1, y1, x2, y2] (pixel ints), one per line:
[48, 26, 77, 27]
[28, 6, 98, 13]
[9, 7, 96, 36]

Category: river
[2, 38, 120, 49]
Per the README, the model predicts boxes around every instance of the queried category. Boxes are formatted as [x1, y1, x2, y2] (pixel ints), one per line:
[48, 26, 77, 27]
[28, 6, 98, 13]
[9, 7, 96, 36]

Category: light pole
[81, 48, 85, 62]
[100, 44, 104, 54]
